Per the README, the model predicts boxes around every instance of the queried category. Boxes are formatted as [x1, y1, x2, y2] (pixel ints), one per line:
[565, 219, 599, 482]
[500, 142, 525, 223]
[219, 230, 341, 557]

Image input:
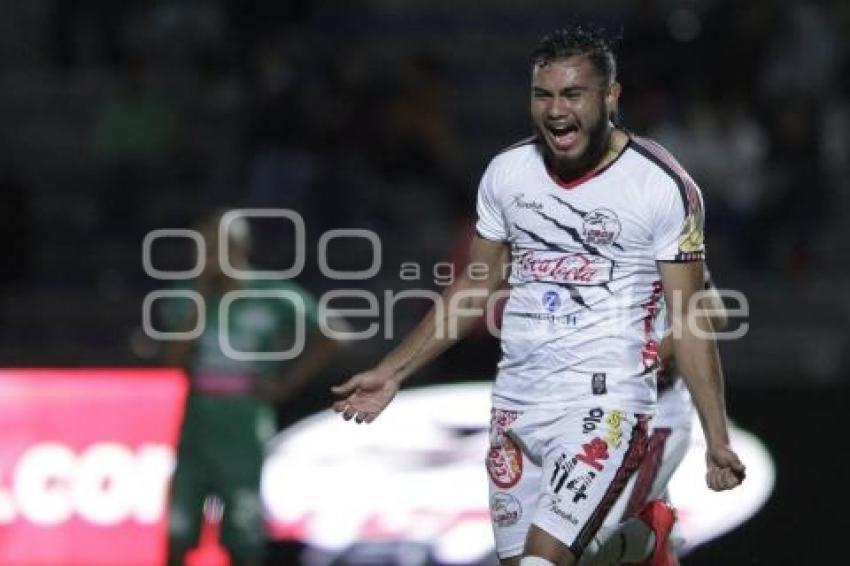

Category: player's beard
[537, 108, 611, 182]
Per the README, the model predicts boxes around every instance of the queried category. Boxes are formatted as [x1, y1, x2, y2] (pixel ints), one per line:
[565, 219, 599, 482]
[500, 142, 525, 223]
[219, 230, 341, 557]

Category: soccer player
[580, 274, 728, 566]
[162, 210, 337, 566]
[332, 27, 744, 566]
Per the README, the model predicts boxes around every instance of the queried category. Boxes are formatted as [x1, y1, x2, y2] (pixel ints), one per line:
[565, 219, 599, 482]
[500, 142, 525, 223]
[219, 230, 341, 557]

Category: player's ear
[605, 81, 621, 114]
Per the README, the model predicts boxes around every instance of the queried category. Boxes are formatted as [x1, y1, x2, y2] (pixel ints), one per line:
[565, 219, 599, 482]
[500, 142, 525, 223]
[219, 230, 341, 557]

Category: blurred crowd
[0, 0, 847, 380]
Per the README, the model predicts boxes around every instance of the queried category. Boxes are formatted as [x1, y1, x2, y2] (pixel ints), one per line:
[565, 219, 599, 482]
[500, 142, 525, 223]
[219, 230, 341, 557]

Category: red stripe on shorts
[571, 414, 649, 557]
[623, 427, 672, 519]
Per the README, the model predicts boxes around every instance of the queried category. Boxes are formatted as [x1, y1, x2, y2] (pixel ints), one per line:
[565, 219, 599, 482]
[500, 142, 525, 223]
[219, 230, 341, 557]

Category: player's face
[530, 55, 620, 176]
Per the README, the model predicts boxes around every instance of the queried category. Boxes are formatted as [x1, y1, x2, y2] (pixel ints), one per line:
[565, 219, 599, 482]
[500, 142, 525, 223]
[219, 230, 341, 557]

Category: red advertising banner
[0, 369, 188, 565]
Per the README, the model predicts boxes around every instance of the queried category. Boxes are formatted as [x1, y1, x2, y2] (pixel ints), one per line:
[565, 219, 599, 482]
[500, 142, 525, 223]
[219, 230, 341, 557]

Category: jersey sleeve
[651, 170, 706, 262]
[474, 159, 509, 242]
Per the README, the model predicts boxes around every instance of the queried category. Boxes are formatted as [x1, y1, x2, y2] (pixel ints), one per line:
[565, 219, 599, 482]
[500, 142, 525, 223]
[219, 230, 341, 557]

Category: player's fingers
[715, 469, 729, 490]
[715, 467, 739, 490]
[364, 412, 378, 423]
[333, 400, 349, 413]
[732, 466, 747, 482]
[707, 467, 723, 491]
[331, 377, 360, 396]
[711, 475, 725, 491]
[715, 456, 745, 485]
[722, 468, 742, 489]
[729, 456, 746, 474]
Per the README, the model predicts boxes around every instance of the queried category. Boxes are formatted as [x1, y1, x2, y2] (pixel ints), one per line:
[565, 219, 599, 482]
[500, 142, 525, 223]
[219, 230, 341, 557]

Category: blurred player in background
[161, 209, 337, 566]
[580, 272, 728, 566]
[333, 26, 744, 566]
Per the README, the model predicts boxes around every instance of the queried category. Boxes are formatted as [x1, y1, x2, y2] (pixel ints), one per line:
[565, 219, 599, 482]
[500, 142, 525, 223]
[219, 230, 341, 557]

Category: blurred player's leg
[213, 398, 274, 566]
[167, 398, 207, 565]
[167, 460, 205, 565]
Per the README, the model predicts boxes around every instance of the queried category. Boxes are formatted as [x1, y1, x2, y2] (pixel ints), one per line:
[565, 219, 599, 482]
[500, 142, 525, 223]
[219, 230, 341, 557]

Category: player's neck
[599, 127, 629, 168]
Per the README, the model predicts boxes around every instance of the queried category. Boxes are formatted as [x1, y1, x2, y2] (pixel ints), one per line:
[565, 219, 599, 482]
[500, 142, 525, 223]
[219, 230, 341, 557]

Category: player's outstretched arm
[658, 260, 745, 491]
[332, 235, 510, 423]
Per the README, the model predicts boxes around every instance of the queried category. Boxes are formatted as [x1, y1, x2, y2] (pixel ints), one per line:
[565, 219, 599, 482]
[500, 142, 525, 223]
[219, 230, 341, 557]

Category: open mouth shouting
[545, 122, 580, 153]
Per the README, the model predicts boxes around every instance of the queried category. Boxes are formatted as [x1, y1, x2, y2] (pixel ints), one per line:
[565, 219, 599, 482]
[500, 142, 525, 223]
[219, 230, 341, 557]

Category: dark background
[0, 0, 847, 564]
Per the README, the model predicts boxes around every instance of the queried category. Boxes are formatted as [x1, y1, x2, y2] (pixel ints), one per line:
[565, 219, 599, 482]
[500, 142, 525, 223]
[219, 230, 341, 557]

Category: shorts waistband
[192, 370, 256, 396]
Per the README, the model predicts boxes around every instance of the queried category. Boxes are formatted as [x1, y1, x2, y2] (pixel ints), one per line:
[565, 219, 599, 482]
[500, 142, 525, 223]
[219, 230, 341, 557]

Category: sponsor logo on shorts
[545, 495, 579, 525]
[577, 437, 609, 472]
[550, 453, 578, 494]
[565, 470, 597, 503]
[582, 407, 605, 433]
[487, 410, 523, 489]
[582, 410, 624, 446]
[487, 436, 523, 489]
[604, 410, 624, 449]
[490, 492, 522, 527]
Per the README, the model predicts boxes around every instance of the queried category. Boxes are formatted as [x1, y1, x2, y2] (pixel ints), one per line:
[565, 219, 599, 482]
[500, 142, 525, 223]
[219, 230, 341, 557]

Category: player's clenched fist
[705, 444, 746, 491]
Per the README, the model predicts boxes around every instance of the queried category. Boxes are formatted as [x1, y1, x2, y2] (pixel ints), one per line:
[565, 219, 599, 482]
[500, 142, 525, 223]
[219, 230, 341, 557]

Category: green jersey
[161, 277, 320, 390]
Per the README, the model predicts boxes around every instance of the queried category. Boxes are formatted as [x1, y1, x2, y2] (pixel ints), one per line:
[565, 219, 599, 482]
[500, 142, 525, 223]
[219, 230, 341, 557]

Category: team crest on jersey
[582, 208, 621, 246]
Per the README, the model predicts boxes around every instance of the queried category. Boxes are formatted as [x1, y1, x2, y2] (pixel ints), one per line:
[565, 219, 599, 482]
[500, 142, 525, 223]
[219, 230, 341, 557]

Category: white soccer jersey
[476, 135, 705, 413]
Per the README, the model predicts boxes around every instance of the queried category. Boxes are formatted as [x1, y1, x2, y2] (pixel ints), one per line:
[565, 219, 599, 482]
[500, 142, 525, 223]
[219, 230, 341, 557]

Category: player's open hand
[331, 368, 399, 424]
[705, 444, 746, 491]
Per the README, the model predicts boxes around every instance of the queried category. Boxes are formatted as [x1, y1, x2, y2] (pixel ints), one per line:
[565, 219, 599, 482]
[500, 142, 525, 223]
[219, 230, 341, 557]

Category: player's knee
[524, 525, 577, 566]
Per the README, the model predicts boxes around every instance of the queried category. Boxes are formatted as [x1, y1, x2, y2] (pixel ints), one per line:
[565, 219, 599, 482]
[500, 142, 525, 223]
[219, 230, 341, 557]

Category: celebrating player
[333, 26, 744, 566]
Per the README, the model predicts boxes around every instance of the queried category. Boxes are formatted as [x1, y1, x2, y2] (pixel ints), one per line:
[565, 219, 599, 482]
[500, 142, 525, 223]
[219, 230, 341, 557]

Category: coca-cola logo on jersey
[516, 252, 609, 284]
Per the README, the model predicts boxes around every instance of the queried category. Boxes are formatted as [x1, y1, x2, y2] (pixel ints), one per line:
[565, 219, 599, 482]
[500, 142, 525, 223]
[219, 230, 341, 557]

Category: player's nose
[546, 96, 570, 119]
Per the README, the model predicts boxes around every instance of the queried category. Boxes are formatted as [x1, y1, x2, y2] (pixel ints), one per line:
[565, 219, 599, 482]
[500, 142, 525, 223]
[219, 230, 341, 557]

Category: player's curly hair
[530, 25, 621, 85]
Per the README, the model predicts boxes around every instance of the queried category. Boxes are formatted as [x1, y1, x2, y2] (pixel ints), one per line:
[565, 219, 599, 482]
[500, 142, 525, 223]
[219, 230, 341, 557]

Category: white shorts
[487, 406, 649, 559]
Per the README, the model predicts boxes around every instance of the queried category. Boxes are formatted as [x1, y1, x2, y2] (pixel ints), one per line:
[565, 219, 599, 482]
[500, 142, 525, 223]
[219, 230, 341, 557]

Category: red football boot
[636, 500, 677, 566]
